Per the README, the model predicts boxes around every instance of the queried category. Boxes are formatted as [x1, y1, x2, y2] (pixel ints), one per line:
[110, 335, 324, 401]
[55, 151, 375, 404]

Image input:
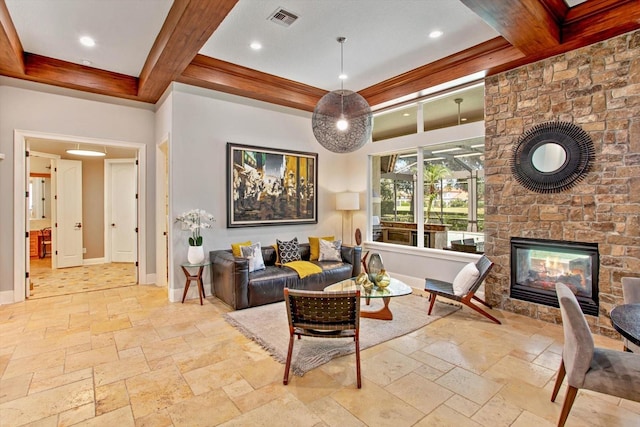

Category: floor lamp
[336, 192, 360, 245]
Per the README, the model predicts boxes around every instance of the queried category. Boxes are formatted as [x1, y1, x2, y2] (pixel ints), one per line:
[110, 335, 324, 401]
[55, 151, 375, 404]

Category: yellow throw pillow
[309, 236, 334, 261]
[231, 241, 252, 257]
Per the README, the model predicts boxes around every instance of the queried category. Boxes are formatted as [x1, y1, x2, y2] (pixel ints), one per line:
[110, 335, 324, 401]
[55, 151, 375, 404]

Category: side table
[181, 261, 211, 305]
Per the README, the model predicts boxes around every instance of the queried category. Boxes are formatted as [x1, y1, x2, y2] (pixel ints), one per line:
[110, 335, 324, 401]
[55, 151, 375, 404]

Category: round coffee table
[324, 277, 412, 320]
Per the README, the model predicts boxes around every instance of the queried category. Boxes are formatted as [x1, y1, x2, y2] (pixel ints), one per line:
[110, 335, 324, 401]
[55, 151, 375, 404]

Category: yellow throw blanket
[284, 260, 322, 279]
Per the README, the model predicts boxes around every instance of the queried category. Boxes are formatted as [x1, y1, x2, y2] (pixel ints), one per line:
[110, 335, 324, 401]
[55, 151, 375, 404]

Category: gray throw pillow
[240, 242, 265, 272]
[318, 239, 342, 262]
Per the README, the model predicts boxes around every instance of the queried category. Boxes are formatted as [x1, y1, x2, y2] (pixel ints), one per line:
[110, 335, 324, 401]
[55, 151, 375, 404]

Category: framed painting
[227, 143, 318, 227]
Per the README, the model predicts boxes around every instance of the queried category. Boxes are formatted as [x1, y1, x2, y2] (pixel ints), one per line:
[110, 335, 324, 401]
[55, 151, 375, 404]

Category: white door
[108, 160, 137, 262]
[56, 159, 83, 268]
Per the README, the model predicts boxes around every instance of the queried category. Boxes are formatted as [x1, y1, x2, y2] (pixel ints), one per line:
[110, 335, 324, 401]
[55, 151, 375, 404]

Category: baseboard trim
[390, 272, 423, 290]
[142, 273, 157, 285]
[0, 290, 15, 305]
[83, 257, 105, 265]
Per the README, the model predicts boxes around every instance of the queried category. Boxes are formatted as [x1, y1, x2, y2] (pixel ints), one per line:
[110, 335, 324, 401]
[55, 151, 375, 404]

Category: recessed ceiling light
[79, 36, 95, 47]
[81, 59, 92, 66]
[429, 30, 443, 39]
[338, 73, 348, 80]
[250, 41, 262, 50]
[402, 113, 410, 117]
[461, 117, 467, 122]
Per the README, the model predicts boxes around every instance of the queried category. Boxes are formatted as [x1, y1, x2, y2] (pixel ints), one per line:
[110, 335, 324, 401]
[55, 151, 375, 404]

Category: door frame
[156, 139, 170, 290]
[27, 152, 60, 287]
[13, 129, 147, 302]
[104, 158, 138, 265]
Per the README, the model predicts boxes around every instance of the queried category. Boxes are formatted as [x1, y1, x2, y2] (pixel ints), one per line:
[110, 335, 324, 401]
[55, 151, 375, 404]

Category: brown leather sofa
[210, 243, 361, 310]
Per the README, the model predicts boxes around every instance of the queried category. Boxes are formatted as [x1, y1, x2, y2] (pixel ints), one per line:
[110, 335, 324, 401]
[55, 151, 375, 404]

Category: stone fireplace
[510, 237, 599, 316]
[483, 30, 640, 337]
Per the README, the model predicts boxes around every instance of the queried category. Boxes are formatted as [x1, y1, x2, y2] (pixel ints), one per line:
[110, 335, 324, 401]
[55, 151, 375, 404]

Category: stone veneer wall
[483, 30, 640, 337]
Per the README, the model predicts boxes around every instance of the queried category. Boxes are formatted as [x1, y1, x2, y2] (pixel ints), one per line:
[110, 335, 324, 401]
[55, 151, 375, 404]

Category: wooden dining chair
[283, 288, 361, 388]
[621, 277, 640, 352]
[551, 283, 640, 427]
[425, 255, 500, 324]
[40, 227, 52, 259]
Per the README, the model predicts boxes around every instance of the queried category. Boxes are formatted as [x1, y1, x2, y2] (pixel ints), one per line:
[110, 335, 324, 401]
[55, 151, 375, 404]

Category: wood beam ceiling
[178, 55, 327, 112]
[137, 0, 238, 102]
[0, 0, 23, 74]
[460, 0, 562, 56]
[0, 0, 638, 110]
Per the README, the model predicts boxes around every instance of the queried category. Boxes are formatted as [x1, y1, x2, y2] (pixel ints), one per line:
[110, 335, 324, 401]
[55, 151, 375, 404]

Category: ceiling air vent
[268, 8, 298, 27]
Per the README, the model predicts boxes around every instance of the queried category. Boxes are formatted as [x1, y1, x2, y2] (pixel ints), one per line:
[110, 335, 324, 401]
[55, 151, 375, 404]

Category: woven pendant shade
[312, 90, 372, 153]
[312, 37, 372, 153]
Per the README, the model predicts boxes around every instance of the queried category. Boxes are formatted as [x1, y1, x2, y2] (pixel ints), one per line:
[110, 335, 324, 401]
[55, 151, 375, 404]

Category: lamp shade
[312, 90, 372, 153]
[336, 192, 360, 211]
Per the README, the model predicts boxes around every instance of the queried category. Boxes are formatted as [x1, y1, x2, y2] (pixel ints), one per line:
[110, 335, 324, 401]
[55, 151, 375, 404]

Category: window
[369, 84, 485, 251]
[371, 139, 484, 250]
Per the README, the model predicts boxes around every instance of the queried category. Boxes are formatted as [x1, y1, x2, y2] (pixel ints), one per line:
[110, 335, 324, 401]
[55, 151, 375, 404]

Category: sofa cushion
[277, 237, 301, 264]
[318, 239, 342, 262]
[241, 242, 265, 272]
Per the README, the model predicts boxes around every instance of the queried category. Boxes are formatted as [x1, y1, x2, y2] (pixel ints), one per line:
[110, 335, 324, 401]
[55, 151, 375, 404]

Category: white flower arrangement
[175, 209, 215, 246]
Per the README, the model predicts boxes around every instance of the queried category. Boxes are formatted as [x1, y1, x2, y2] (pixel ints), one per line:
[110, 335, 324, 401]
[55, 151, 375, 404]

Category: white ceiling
[200, 0, 500, 91]
[6, 0, 499, 92]
[6, 0, 173, 76]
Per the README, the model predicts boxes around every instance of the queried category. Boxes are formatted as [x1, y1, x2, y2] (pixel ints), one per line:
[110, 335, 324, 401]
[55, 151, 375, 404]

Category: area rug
[224, 293, 459, 376]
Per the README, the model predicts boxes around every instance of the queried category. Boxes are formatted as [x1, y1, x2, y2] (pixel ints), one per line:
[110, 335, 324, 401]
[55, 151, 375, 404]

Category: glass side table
[180, 261, 211, 305]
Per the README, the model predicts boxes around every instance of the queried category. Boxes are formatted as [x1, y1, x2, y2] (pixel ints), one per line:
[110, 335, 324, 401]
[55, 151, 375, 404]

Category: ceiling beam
[359, 37, 525, 108]
[178, 55, 328, 112]
[460, 0, 561, 56]
[562, 0, 640, 48]
[137, 0, 239, 102]
[20, 53, 139, 99]
[484, 1, 640, 77]
[0, 0, 24, 74]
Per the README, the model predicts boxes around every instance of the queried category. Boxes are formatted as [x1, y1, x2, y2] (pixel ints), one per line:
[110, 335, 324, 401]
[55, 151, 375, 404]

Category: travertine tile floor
[0, 285, 638, 426]
[29, 258, 137, 299]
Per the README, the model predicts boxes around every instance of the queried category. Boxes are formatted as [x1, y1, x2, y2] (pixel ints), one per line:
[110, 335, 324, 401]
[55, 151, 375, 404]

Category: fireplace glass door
[511, 238, 599, 315]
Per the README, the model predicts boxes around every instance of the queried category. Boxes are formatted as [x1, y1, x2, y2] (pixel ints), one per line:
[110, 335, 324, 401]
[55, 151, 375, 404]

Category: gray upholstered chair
[283, 288, 361, 388]
[551, 283, 640, 427]
[621, 277, 640, 353]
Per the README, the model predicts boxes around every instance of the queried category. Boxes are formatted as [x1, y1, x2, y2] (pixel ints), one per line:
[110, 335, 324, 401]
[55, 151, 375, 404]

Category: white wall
[167, 85, 352, 301]
[0, 80, 156, 300]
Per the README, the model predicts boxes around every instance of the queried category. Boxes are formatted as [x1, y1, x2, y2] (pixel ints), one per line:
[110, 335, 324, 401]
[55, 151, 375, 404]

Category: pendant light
[455, 98, 463, 125]
[312, 37, 372, 153]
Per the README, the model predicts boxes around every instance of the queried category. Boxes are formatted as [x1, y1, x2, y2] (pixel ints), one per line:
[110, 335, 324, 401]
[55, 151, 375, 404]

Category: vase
[376, 269, 391, 289]
[187, 245, 205, 264]
[367, 253, 384, 281]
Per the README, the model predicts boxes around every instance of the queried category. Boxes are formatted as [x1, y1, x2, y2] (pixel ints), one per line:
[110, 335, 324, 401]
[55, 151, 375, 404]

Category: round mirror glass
[531, 142, 567, 173]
